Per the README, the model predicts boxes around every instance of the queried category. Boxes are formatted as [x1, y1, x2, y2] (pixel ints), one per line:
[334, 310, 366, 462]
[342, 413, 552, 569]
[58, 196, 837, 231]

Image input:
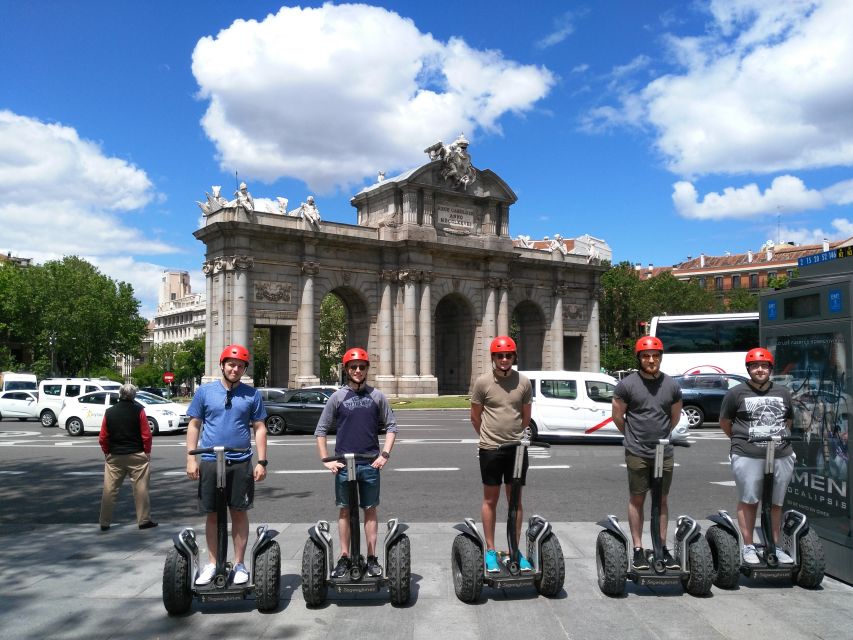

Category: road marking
[0, 470, 26, 475]
[64, 471, 102, 475]
[711, 481, 736, 487]
[273, 469, 327, 474]
[0, 431, 40, 437]
[529, 465, 571, 470]
[619, 463, 681, 468]
[395, 467, 459, 472]
[162, 471, 186, 476]
[55, 442, 74, 446]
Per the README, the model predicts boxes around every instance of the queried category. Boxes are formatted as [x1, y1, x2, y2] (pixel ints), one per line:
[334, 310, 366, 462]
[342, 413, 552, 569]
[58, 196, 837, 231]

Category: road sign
[163, 372, 174, 383]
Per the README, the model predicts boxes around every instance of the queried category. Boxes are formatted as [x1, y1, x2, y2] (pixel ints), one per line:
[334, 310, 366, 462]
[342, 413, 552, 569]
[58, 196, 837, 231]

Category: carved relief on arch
[379, 269, 398, 283]
[301, 261, 319, 276]
[563, 302, 587, 321]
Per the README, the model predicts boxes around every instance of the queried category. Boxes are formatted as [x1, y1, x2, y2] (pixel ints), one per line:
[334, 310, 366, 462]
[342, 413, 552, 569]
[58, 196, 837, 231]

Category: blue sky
[2, 0, 852, 319]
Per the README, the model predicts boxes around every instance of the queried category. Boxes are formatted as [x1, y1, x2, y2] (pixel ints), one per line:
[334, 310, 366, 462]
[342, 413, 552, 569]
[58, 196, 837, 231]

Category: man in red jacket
[98, 383, 158, 531]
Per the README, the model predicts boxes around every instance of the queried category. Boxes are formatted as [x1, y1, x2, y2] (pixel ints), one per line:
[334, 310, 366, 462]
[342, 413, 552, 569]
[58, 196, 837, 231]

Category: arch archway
[513, 301, 546, 371]
[434, 293, 475, 394]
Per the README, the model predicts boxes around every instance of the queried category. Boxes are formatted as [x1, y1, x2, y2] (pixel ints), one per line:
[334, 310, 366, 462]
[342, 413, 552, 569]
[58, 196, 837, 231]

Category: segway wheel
[681, 536, 714, 596]
[386, 534, 412, 606]
[451, 534, 483, 603]
[530, 533, 565, 597]
[706, 525, 740, 589]
[596, 530, 627, 596]
[793, 528, 825, 589]
[301, 538, 329, 607]
[254, 541, 281, 612]
[162, 548, 192, 615]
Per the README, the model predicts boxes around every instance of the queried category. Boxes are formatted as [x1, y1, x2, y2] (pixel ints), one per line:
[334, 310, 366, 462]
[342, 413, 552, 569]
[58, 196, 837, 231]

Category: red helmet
[220, 344, 250, 365]
[745, 347, 774, 367]
[490, 336, 517, 354]
[635, 336, 664, 354]
[342, 347, 369, 366]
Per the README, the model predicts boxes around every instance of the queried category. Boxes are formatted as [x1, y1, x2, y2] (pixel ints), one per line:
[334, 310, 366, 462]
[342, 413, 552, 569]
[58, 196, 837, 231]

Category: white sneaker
[196, 562, 216, 585]
[233, 562, 250, 585]
[775, 548, 794, 564]
[742, 544, 760, 565]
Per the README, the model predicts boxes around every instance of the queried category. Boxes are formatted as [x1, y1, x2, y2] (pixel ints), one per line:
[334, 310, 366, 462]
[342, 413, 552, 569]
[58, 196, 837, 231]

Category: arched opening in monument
[434, 293, 474, 395]
[323, 286, 370, 384]
[512, 301, 546, 371]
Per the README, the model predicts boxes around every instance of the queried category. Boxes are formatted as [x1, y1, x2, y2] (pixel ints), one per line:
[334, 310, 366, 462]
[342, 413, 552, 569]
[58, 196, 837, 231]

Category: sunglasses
[748, 362, 772, 370]
[225, 389, 234, 409]
[348, 364, 368, 371]
[493, 353, 514, 360]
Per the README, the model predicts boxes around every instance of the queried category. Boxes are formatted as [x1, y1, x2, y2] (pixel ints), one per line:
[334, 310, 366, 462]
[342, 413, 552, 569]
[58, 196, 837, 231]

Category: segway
[301, 453, 411, 606]
[451, 439, 565, 602]
[706, 434, 825, 589]
[596, 438, 713, 596]
[162, 446, 281, 614]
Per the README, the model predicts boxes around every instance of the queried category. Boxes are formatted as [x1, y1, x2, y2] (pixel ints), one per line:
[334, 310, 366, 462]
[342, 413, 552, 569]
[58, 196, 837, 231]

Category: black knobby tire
[162, 548, 193, 615]
[530, 533, 565, 597]
[706, 525, 740, 589]
[596, 530, 627, 596]
[451, 534, 483, 603]
[255, 541, 281, 612]
[301, 538, 328, 606]
[386, 534, 412, 606]
[266, 415, 286, 436]
[793, 528, 825, 589]
[682, 536, 714, 596]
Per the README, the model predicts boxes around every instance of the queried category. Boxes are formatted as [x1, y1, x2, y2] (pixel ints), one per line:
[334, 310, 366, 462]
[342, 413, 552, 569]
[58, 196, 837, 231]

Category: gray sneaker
[742, 544, 760, 565]
[775, 548, 794, 564]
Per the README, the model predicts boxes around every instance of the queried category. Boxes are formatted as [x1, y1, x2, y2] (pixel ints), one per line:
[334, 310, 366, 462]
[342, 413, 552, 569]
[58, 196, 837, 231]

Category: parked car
[57, 390, 189, 436]
[521, 370, 690, 441]
[140, 386, 173, 399]
[37, 378, 122, 427]
[0, 390, 39, 421]
[257, 387, 289, 402]
[673, 373, 748, 428]
[264, 388, 334, 435]
[300, 385, 340, 396]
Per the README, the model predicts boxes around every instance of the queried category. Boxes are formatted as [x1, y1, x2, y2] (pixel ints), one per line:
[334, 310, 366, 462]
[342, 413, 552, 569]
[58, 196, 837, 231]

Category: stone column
[588, 289, 601, 372]
[377, 269, 397, 389]
[399, 269, 418, 377]
[202, 259, 215, 381]
[419, 271, 434, 376]
[297, 261, 321, 387]
[232, 255, 252, 378]
[552, 282, 569, 371]
[497, 278, 511, 337]
[484, 277, 499, 344]
[422, 191, 434, 227]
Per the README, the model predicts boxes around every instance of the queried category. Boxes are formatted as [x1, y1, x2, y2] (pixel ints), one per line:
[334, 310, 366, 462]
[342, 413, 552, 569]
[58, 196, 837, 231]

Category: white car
[58, 390, 189, 437]
[0, 390, 39, 421]
[520, 370, 690, 442]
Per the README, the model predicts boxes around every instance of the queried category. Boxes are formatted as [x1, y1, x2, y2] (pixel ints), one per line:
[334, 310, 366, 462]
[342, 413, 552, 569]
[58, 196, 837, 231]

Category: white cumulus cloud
[192, 4, 555, 192]
[672, 175, 824, 219]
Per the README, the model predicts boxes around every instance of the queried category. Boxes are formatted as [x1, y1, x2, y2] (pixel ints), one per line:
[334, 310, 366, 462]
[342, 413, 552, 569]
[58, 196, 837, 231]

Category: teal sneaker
[519, 554, 533, 572]
[485, 549, 500, 573]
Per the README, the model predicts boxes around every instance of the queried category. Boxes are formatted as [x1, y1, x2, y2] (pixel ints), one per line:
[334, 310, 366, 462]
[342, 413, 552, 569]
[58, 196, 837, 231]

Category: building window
[768, 271, 777, 282]
[749, 273, 759, 288]
[732, 275, 741, 289]
[715, 276, 724, 290]
[787, 269, 795, 278]
[698, 277, 706, 289]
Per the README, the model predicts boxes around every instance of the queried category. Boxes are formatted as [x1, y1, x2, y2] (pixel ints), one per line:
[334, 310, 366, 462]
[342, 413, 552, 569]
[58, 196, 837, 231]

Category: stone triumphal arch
[195, 137, 606, 395]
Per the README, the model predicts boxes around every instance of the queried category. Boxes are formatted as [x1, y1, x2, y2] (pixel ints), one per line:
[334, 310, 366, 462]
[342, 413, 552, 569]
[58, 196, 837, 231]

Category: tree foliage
[725, 287, 758, 312]
[252, 330, 269, 386]
[320, 293, 346, 384]
[0, 257, 147, 376]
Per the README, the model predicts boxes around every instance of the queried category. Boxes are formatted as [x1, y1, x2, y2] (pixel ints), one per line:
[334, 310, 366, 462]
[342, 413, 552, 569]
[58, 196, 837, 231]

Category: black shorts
[198, 459, 254, 512]
[479, 447, 528, 486]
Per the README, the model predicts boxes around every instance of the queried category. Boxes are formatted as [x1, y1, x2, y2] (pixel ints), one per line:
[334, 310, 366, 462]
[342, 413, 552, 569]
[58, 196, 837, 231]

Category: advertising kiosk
[759, 246, 853, 583]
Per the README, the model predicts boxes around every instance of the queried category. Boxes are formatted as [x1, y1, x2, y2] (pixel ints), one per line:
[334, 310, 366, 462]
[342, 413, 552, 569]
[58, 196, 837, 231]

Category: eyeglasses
[493, 353, 514, 360]
[748, 363, 772, 370]
[348, 364, 368, 371]
[225, 390, 234, 409]
[639, 353, 662, 360]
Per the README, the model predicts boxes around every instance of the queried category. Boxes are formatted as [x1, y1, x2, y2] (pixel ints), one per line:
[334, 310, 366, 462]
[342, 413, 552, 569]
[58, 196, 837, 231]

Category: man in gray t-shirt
[612, 336, 683, 571]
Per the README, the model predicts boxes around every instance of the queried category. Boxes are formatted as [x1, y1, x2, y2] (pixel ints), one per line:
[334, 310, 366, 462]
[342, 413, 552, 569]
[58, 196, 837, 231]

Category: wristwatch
[257, 459, 269, 467]
[380, 451, 390, 459]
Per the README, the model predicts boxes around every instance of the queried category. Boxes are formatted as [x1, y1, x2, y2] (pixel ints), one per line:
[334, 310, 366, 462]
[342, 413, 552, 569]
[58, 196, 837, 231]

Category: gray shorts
[731, 453, 795, 505]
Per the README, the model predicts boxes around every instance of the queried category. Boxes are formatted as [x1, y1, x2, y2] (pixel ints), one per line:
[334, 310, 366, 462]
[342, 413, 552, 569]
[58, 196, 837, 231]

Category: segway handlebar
[498, 439, 551, 450]
[749, 434, 803, 444]
[639, 438, 690, 448]
[188, 446, 250, 456]
[322, 453, 378, 463]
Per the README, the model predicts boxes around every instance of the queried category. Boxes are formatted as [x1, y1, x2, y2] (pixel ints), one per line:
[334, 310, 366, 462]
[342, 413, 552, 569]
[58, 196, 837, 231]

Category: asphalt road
[0, 410, 736, 527]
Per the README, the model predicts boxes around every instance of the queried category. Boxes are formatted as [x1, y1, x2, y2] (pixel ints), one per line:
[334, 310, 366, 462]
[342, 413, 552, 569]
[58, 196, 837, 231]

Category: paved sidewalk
[0, 521, 849, 640]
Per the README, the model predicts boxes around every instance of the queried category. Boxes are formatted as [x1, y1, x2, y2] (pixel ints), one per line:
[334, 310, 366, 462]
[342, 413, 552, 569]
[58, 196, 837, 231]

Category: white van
[520, 370, 690, 442]
[0, 372, 38, 393]
[37, 378, 122, 427]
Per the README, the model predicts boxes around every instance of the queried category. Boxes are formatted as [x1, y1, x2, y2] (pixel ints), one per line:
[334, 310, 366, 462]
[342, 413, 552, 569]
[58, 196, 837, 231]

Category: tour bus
[0, 372, 38, 393]
[648, 312, 759, 376]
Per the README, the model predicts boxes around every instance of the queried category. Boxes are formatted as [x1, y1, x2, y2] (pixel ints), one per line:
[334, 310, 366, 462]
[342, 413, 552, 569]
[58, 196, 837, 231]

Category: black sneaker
[632, 547, 650, 570]
[662, 547, 681, 570]
[366, 555, 383, 577]
[332, 555, 351, 578]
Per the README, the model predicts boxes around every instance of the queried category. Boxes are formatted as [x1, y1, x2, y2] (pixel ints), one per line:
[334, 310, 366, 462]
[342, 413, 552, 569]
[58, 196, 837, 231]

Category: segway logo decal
[585, 417, 613, 434]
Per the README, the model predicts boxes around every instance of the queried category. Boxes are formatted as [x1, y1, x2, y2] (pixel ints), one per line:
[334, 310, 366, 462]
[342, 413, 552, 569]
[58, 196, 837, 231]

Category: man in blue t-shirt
[186, 344, 268, 587]
[315, 347, 397, 579]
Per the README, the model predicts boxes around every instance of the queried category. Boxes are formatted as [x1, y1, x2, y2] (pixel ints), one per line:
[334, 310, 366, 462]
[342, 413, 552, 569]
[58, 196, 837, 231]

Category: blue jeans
[335, 464, 381, 509]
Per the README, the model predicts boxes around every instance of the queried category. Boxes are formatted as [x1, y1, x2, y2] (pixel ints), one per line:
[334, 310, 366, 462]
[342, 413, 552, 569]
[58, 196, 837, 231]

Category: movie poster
[768, 332, 849, 531]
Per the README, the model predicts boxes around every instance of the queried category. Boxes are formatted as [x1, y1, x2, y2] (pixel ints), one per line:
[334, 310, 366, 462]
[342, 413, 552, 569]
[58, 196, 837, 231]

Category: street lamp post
[48, 332, 56, 377]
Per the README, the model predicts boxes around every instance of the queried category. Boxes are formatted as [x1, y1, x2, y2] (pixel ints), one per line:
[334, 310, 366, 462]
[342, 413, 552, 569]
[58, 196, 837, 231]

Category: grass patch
[390, 395, 470, 409]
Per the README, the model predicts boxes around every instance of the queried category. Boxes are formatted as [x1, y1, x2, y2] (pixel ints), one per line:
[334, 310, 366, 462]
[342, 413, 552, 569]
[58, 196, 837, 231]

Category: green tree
[132, 362, 164, 387]
[150, 342, 179, 374]
[252, 329, 269, 386]
[320, 293, 346, 384]
[174, 336, 205, 388]
[0, 257, 147, 376]
[725, 288, 758, 312]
